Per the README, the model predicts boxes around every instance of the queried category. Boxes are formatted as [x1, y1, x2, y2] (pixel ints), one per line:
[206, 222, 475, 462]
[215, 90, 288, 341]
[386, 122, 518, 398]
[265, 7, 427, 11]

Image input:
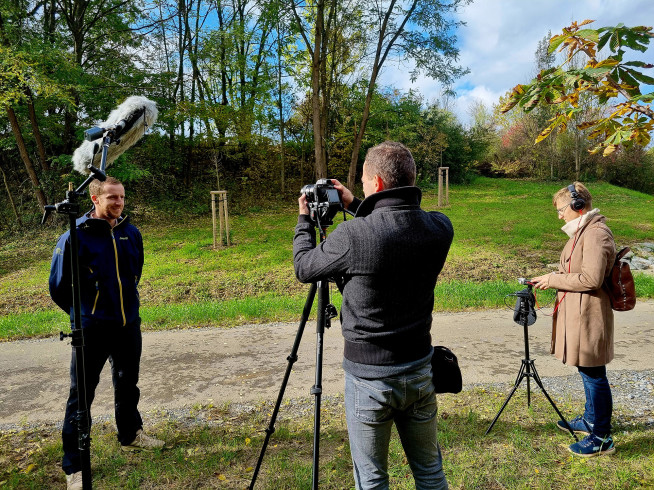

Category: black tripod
[485, 280, 577, 441]
[42, 165, 107, 489]
[250, 237, 337, 489]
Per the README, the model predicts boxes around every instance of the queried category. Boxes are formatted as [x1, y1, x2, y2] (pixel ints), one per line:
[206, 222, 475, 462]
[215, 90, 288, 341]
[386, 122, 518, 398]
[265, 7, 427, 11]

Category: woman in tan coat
[532, 182, 616, 457]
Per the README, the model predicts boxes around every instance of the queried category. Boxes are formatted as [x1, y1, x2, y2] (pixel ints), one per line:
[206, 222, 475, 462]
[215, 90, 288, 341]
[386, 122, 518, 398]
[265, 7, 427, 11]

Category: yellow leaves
[535, 126, 553, 144]
[576, 120, 597, 130]
[245, 437, 251, 446]
[603, 145, 618, 156]
[22, 463, 36, 474]
[595, 58, 620, 68]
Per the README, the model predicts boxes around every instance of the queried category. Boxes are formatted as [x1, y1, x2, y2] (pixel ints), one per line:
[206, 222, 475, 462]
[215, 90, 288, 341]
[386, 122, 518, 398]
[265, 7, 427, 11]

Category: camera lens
[301, 184, 316, 202]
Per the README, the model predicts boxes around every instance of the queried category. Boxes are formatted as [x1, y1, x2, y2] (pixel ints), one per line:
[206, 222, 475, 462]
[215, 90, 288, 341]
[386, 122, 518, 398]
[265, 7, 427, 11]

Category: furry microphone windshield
[72, 96, 158, 174]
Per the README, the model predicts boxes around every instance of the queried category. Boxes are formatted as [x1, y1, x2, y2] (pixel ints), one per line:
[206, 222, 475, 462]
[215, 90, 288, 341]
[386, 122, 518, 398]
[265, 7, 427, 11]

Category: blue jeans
[578, 365, 612, 437]
[344, 363, 448, 490]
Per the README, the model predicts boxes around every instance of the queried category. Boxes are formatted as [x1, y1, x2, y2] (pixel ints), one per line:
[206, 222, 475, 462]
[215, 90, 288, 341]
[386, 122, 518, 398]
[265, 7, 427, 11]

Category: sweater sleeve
[293, 215, 351, 284]
[548, 227, 614, 292]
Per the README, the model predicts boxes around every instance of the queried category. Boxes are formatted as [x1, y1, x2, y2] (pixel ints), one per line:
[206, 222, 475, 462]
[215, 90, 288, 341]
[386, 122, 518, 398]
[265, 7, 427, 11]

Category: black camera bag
[431, 345, 462, 394]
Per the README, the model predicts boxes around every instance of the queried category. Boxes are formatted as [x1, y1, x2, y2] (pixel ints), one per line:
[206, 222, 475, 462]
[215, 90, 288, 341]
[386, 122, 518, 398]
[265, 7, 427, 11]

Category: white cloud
[379, 0, 654, 126]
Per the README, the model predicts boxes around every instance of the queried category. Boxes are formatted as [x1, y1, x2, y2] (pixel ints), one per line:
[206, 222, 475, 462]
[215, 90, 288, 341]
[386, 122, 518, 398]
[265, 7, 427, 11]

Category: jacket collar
[77, 211, 129, 232]
[355, 186, 422, 218]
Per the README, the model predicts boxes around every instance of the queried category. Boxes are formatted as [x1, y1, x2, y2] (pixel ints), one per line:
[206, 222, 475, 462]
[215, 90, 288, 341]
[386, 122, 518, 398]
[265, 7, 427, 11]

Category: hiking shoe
[66, 471, 83, 490]
[568, 434, 616, 457]
[557, 415, 593, 435]
[121, 429, 165, 451]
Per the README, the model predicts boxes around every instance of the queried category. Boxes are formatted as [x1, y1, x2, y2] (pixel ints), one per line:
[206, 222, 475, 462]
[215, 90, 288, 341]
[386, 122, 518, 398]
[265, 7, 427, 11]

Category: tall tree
[345, 0, 470, 188]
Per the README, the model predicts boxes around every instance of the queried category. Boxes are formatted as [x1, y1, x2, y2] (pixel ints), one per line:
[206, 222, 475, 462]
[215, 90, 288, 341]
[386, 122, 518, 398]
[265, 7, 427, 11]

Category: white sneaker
[66, 471, 83, 490]
[121, 429, 165, 451]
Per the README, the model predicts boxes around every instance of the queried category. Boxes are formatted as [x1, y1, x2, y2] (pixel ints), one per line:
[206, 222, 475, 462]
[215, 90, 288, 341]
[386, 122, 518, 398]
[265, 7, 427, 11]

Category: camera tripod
[249, 275, 336, 489]
[485, 281, 577, 441]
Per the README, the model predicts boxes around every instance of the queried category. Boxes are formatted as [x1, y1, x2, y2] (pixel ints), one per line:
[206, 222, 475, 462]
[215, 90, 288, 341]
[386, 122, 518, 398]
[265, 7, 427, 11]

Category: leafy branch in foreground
[501, 20, 654, 156]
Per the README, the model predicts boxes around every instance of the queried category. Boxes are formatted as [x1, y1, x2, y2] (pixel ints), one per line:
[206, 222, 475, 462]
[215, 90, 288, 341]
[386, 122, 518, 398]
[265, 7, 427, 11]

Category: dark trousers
[62, 320, 143, 475]
[578, 365, 613, 438]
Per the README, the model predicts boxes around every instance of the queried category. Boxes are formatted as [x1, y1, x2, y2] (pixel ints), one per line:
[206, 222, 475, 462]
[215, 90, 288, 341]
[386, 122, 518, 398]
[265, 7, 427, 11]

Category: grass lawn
[1, 177, 654, 340]
[1, 178, 653, 487]
[1, 389, 653, 488]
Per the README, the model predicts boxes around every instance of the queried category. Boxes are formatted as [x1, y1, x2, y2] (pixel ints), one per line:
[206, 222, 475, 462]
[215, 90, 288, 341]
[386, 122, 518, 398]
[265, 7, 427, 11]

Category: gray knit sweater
[293, 186, 453, 369]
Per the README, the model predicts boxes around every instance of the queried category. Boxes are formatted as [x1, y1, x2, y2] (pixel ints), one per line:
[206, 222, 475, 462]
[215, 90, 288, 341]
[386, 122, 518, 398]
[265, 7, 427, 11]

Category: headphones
[568, 184, 586, 211]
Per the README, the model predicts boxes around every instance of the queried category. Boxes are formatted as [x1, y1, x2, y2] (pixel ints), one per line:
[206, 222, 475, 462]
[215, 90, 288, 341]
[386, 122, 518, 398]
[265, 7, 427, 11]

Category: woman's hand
[531, 273, 553, 290]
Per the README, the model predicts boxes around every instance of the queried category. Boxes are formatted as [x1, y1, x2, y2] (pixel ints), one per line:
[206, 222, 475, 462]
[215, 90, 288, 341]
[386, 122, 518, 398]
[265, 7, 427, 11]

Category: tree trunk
[346, 0, 418, 189]
[0, 159, 22, 225]
[27, 97, 49, 171]
[5, 105, 47, 212]
[277, 23, 286, 194]
[311, 0, 327, 179]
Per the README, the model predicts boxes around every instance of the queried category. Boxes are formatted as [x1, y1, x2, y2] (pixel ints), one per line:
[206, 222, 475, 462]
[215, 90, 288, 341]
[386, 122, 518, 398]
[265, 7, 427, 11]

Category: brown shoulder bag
[603, 247, 636, 311]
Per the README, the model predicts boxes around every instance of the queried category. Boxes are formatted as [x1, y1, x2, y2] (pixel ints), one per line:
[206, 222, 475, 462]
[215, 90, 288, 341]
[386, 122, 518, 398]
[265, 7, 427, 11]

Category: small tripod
[250, 235, 337, 489]
[485, 280, 577, 441]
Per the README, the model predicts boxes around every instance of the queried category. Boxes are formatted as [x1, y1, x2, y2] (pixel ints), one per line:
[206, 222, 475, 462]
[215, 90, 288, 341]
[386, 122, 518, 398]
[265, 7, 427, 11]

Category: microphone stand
[42, 164, 107, 490]
[485, 282, 577, 441]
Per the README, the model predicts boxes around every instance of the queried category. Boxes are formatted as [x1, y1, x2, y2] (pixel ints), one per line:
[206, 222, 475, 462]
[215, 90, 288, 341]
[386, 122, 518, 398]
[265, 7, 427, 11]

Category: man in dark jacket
[294, 141, 453, 489]
[49, 177, 163, 490]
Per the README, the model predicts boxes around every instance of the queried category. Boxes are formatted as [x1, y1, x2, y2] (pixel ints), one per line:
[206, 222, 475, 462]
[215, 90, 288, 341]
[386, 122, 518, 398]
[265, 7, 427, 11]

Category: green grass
[1, 389, 652, 489]
[1, 177, 653, 340]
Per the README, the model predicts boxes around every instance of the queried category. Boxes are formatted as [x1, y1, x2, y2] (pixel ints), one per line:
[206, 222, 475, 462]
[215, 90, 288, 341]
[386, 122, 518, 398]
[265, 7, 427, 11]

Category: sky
[380, 0, 654, 126]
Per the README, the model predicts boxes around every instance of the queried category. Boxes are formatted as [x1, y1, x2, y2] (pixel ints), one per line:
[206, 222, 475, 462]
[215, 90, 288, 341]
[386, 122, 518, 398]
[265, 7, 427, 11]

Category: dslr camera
[300, 178, 343, 227]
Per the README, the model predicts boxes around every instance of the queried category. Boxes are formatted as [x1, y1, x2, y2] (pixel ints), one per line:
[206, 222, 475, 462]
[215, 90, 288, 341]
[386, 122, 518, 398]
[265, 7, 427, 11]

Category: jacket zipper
[111, 230, 127, 326]
[91, 282, 100, 315]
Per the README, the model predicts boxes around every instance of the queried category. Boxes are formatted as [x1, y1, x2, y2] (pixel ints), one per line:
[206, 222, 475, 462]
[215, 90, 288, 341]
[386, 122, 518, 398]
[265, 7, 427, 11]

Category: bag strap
[615, 247, 630, 262]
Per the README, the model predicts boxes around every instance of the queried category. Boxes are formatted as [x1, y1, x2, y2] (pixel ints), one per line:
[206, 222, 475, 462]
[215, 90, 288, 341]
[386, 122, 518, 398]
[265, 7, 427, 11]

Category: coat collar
[561, 208, 603, 238]
[355, 186, 422, 218]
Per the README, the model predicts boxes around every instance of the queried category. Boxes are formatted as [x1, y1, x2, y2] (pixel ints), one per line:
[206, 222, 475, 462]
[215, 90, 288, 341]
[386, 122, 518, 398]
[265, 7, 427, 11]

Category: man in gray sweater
[294, 141, 453, 489]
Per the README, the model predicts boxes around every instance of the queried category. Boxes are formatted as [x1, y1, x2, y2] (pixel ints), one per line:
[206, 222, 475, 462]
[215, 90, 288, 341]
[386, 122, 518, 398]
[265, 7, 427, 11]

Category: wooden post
[438, 169, 443, 207]
[210, 191, 230, 247]
[437, 167, 449, 207]
[444, 167, 449, 206]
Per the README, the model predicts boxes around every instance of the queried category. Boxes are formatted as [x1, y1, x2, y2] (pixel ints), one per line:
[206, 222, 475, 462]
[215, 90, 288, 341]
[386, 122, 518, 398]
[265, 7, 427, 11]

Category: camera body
[301, 178, 343, 227]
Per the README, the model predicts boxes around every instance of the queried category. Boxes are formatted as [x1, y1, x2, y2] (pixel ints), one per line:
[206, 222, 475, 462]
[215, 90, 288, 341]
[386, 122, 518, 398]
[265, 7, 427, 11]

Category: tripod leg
[485, 361, 528, 435]
[525, 360, 532, 408]
[249, 283, 317, 489]
[529, 362, 578, 441]
[310, 279, 330, 490]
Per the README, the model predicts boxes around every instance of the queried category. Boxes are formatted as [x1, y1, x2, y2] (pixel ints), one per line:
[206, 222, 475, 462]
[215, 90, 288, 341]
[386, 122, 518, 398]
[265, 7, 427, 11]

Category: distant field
[1, 177, 653, 340]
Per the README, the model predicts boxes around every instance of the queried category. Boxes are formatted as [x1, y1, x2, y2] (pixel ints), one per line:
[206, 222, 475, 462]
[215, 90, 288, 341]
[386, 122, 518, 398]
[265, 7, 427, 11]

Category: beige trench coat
[547, 214, 616, 367]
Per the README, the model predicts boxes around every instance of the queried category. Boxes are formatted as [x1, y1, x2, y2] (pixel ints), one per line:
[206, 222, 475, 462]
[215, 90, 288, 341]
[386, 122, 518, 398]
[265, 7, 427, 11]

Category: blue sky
[380, 0, 654, 126]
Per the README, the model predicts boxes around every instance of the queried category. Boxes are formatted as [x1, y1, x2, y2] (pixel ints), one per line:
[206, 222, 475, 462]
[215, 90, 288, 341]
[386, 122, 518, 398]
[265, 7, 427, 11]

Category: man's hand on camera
[330, 179, 354, 209]
[298, 194, 310, 216]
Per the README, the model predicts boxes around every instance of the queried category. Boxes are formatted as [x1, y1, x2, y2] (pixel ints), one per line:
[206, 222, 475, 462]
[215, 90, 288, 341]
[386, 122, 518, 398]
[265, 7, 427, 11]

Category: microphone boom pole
[42, 164, 107, 489]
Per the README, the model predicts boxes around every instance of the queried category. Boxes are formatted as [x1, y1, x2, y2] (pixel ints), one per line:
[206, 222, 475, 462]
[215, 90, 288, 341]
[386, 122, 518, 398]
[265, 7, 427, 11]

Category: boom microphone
[72, 96, 158, 174]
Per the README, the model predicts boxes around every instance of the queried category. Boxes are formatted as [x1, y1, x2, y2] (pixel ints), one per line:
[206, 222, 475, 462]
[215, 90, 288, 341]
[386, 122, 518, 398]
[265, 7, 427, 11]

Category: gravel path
[1, 301, 653, 432]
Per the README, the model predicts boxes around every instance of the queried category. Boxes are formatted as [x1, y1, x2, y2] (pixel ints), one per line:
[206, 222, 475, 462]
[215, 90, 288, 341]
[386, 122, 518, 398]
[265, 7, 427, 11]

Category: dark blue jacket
[49, 212, 143, 328]
[294, 186, 453, 366]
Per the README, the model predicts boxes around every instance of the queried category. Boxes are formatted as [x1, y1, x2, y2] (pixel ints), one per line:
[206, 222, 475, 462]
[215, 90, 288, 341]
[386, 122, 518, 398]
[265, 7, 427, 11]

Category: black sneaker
[557, 415, 592, 435]
[568, 434, 615, 457]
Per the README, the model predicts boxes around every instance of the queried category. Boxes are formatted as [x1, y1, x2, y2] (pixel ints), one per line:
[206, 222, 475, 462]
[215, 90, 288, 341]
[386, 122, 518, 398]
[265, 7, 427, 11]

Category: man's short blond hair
[89, 176, 123, 197]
